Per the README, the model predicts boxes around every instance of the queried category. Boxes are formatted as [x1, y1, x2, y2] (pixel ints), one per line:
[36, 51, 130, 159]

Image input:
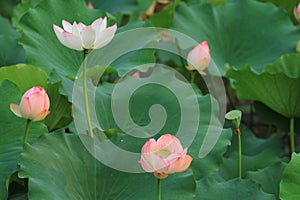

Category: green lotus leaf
[0, 16, 24, 67]
[227, 54, 300, 118]
[280, 153, 300, 200]
[247, 162, 287, 198]
[18, 131, 196, 199]
[196, 177, 276, 200]
[171, 0, 300, 75]
[0, 64, 47, 92]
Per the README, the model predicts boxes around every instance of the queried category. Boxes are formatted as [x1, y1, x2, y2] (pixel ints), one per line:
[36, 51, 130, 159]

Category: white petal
[72, 22, 81, 38]
[81, 26, 96, 49]
[94, 24, 117, 49]
[62, 20, 72, 32]
[63, 32, 83, 50]
[53, 24, 66, 45]
[78, 22, 86, 30]
[54, 24, 83, 50]
[91, 18, 106, 31]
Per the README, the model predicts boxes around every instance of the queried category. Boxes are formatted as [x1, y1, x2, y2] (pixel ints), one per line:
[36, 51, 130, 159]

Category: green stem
[157, 178, 161, 200]
[190, 71, 195, 84]
[290, 117, 295, 153]
[23, 120, 31, 148]
[237, 128, 242, 179]
[225, 78, 235, 109]
[83, 50, 94, 138]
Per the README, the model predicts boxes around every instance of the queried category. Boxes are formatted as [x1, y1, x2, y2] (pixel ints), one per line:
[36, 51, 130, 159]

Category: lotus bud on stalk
[294, 3, 300, 22]
[53, 17, 117, 51]
[186, 40, 210, 75]
[10, 86, 50, 121]
[10, 86, 50, 147]
[139, 134, 192, 179]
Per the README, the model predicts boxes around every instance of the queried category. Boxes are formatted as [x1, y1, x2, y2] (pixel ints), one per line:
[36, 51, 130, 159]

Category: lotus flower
[53, 17, 117, 51]
[186, 40, 210, 75]
[10, 86, 50, 121]
[294, 3, 300, 22]
[139, 134, 192, 179]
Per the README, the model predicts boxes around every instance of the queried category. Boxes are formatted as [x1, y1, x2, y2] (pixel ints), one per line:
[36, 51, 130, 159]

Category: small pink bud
[87, 2, 94, 9]
[132, 71, 140, 78]
[139, 134, 192, 179]
[10, 86, 50, 121]
[294, 3, 300, 22]
[186, 40, 210, 75]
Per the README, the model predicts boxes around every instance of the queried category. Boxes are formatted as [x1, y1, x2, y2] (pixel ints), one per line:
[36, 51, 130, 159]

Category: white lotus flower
[53, 17, 117, 51]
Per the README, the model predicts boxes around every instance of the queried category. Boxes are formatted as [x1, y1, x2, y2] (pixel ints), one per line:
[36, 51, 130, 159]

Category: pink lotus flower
[10, 86, 50, 121]
[139, 134, 192, 179]
[53, 17, 117, 51]
[294, 3, 300, 22]
[186, 40, 210, 75]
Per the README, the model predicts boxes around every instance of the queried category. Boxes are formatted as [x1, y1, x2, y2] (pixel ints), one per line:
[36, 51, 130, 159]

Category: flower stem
[236, 128, 242, 179]
[190, 71, 195, 83]
[157, 178, 161, 200]
[290, 117, 295, 153]
[83, 50, 93, 138]
[23, 119, 31, 148]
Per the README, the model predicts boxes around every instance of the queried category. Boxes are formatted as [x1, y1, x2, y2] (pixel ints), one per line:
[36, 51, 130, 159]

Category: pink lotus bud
[53, 17, 117, 51]
[87, 2, 94, 9]
[139, 134, 192, 179]
[10, 86, 50, 121]
[294, 3, 300, 22]
[186, 40, 210, 75]
[132, 71, 140, 78]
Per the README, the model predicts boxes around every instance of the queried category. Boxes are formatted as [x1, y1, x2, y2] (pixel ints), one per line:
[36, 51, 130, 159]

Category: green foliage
[0, 16, 24, 67]
[0, 81, 48, 199]
[171, 0, 300, 75]
[280, 153, 300, 199]
[0, 0, 300, 199]
[19, 131, 196, 200]
[227, 54, 300, 118]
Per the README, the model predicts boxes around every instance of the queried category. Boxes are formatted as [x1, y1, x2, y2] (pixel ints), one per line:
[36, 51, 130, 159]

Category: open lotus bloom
[53, 17, 117, 51]
[139, 134, 193, 179]
[10, 86, 50, 121]
[186, 40, 210, 75]
[294, 3, 300, 22]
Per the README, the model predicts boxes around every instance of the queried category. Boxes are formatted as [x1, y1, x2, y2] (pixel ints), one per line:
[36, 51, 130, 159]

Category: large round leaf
[227, 54, 300, 118]
[280, 153, 300, 200]
[0, 16, 24, 67]
[0, 81, 48, 200]
[170, 0, 300, 75]
[18, 131, 196, 199]
[0, 64, 48, 92]
[196, 177, 276, 200]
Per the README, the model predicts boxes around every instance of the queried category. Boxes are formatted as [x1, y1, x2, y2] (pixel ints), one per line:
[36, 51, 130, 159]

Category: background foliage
[0, 0, 300, 199]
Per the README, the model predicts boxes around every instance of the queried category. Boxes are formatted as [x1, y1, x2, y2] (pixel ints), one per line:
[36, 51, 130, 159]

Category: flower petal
[93, 24, 117, 49]
[62, 31, 83, 50]
[72, 22, 81, 38]
[19, 97, 31, 119]
[178, 155, 193, 172]
[28, 93, 47, 117]
[62, 20, 72, 32]
[81, 26, 96, 49]
[10, 104, 22, 118]
[53, 24, 83, 50]
[32, 110, 50, 121]
[91, 17, 106, 32]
